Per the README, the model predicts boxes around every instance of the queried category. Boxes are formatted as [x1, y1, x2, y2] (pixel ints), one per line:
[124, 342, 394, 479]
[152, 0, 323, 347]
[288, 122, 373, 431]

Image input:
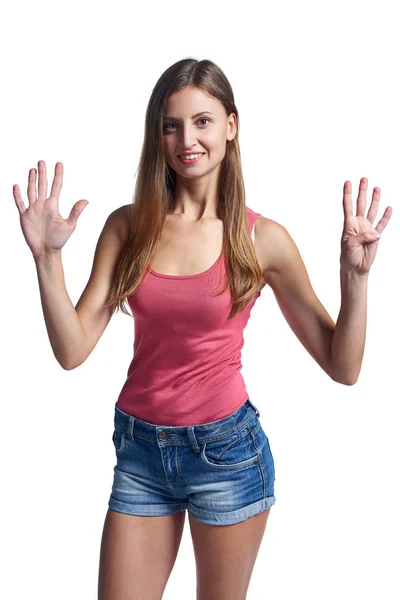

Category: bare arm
[14, 161, 131, 370]
[34, 206, 129, 370]
[34, 250, 86, 370]
[257, 217, 337, 381]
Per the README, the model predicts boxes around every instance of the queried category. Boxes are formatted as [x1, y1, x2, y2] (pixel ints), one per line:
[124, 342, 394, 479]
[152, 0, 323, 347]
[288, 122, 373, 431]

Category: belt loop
[127, 415, 135, 441]
[187, 426, 201, 453]
[247, 397, 261, 417]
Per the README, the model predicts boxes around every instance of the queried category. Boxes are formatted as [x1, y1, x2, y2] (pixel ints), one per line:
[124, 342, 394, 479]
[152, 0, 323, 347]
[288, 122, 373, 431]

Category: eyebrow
[163, 111, 213, 120]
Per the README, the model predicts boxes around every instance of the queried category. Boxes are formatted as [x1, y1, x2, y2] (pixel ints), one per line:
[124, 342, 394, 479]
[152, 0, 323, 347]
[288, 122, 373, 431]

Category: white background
[2, 0, 399, 598]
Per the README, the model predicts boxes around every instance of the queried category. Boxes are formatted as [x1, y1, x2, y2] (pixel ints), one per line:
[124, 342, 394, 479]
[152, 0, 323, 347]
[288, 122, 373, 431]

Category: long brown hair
[106, 58, 264, 320]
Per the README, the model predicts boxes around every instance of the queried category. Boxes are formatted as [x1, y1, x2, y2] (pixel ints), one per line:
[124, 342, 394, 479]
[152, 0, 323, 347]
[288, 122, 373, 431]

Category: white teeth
[180, 153, 203, 159]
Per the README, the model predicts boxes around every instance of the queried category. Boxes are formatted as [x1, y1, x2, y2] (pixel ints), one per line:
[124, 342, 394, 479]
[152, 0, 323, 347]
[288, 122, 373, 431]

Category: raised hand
[340, 177, 392, 276]
[13, 160, 89, 259]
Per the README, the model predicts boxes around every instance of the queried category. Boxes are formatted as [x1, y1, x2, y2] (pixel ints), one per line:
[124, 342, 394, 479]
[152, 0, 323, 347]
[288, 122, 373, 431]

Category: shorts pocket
[112, 428, 128, 457]
[200, 423, 260, 471]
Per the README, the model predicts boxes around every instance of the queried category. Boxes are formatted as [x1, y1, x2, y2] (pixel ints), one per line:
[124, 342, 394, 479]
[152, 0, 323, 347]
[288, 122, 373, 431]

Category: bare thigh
[98, 507, 186, 600]
[189, 508, 271, 600]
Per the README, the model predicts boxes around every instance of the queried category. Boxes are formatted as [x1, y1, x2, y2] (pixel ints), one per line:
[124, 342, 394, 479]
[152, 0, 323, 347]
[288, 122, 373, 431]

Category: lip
[178, 153, 205, 164]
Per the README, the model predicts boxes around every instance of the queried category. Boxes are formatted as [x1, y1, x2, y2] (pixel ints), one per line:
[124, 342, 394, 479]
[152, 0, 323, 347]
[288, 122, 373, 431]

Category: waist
[117, 371, 248, 426]
[113, 397, 260, 446]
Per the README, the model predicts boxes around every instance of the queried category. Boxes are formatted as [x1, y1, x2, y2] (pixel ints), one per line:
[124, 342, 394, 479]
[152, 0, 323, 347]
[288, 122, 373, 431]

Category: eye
[163, 118, 210, 131]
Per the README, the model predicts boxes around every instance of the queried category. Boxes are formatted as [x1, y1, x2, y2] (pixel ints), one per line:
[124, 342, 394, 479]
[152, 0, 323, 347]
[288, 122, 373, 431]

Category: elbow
[328, 354, 360, 385]
[60, 356, 85, 371]
[340, 377, 358, 386]
[61, 361, 77, 371]
[330, 370, 359, 386]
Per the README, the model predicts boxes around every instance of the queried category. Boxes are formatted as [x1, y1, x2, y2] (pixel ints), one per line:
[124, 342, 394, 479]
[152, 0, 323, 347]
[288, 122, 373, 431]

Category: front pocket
[200, 426, 260, 471]
[112, 429, 128, 457]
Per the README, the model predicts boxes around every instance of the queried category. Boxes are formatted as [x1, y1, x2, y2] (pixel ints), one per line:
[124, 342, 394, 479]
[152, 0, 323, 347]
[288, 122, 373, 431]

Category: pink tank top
[116, 206, 262, 426]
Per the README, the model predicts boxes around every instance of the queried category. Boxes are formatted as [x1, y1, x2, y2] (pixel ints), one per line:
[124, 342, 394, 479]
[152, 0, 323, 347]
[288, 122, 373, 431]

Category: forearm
[34, 251, 86, 370]
[331, 267, 369, 385]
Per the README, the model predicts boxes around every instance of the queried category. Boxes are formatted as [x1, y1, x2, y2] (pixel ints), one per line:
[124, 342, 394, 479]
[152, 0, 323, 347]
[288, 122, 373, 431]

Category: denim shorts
[108, 397, 276, 526]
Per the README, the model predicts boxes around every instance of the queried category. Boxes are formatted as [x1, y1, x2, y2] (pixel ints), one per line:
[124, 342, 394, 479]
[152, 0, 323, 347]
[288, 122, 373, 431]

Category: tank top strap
[248, 207, 261, 245]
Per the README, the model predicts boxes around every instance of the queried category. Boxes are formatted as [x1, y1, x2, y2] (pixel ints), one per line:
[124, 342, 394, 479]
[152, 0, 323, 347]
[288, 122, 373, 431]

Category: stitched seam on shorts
[200, 446, 259, 470]
[114, 431, 128, 456]
[250, 425, 266, 497]
[128, 413, 258, 446]
[214, 427, 257, 459]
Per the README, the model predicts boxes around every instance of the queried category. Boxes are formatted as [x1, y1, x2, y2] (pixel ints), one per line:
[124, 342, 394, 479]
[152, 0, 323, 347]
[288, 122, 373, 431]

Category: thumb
[67, 200, 89, 228]
[363, 231, 381, 242]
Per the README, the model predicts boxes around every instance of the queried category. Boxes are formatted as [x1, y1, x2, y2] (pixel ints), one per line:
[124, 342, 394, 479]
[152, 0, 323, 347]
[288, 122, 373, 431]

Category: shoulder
[107, 203, 133, 245]
[254, 216, 296, 276]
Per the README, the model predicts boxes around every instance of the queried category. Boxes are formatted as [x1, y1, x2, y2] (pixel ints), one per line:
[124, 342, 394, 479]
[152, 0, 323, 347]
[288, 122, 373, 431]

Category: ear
[227, 113, 237, 141]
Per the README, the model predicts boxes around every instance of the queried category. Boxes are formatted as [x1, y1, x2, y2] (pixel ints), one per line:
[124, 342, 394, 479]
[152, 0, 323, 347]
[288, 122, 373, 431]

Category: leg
[189, 508, 271, 600]
[98, 507, 186, 600]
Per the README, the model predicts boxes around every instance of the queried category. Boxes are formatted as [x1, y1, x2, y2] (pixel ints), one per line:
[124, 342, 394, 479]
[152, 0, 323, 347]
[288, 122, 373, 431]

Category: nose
[179, 123, 197, 149]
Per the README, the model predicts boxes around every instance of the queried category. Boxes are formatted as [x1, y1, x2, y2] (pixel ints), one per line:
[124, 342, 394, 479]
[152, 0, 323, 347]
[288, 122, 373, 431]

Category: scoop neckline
[148, 251, 223, 280]
[146, 206, 258, 280]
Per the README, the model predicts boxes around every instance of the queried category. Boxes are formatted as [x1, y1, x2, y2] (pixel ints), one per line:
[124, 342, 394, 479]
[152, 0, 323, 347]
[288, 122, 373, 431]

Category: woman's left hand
[340, 177, 392, 276]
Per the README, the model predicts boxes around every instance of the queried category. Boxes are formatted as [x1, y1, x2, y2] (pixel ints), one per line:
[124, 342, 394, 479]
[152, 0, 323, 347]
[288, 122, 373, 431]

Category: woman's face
[163, 86, 236, 179]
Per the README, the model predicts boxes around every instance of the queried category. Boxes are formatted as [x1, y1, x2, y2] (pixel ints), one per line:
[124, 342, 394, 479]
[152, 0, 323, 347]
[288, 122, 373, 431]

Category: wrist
[340, 264, 369, 280]
[33, 249, 62, 264]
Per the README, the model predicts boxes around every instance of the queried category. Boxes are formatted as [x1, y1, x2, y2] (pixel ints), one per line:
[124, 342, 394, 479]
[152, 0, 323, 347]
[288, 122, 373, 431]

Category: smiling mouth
[178, 153, 206, 158]
[177, 154, 206, 165]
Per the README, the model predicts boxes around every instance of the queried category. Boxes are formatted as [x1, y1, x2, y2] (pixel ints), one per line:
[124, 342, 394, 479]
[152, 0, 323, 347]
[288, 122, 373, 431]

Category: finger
[365, 187, 380, 224]
[27, 167, 37, 205]
[37, 160, 48, 201]
[49, 162, 63, 200]
[356, 177, 368, 217]
[374, 205, 393, 234]
[13, 183, 26, 215]
[343, 180, 353, 220]
[66, 199, 89, 228]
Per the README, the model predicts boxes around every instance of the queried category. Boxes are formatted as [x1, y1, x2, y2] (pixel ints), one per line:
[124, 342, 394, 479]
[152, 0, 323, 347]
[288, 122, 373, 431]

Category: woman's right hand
[13, 160, 89, 259]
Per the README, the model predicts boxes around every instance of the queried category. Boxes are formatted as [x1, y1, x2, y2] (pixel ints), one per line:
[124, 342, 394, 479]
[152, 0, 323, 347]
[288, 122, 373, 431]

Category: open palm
[340, 177, 392, 275]
[13, 160, 89, 259]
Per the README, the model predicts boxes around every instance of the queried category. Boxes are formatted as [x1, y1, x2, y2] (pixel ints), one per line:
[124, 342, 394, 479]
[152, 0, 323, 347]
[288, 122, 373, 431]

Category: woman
[13, 58, 392, 600]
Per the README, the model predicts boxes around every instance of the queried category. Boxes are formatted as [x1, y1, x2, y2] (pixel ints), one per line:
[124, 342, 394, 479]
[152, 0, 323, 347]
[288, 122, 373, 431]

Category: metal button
[159, 432, 168, 439]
